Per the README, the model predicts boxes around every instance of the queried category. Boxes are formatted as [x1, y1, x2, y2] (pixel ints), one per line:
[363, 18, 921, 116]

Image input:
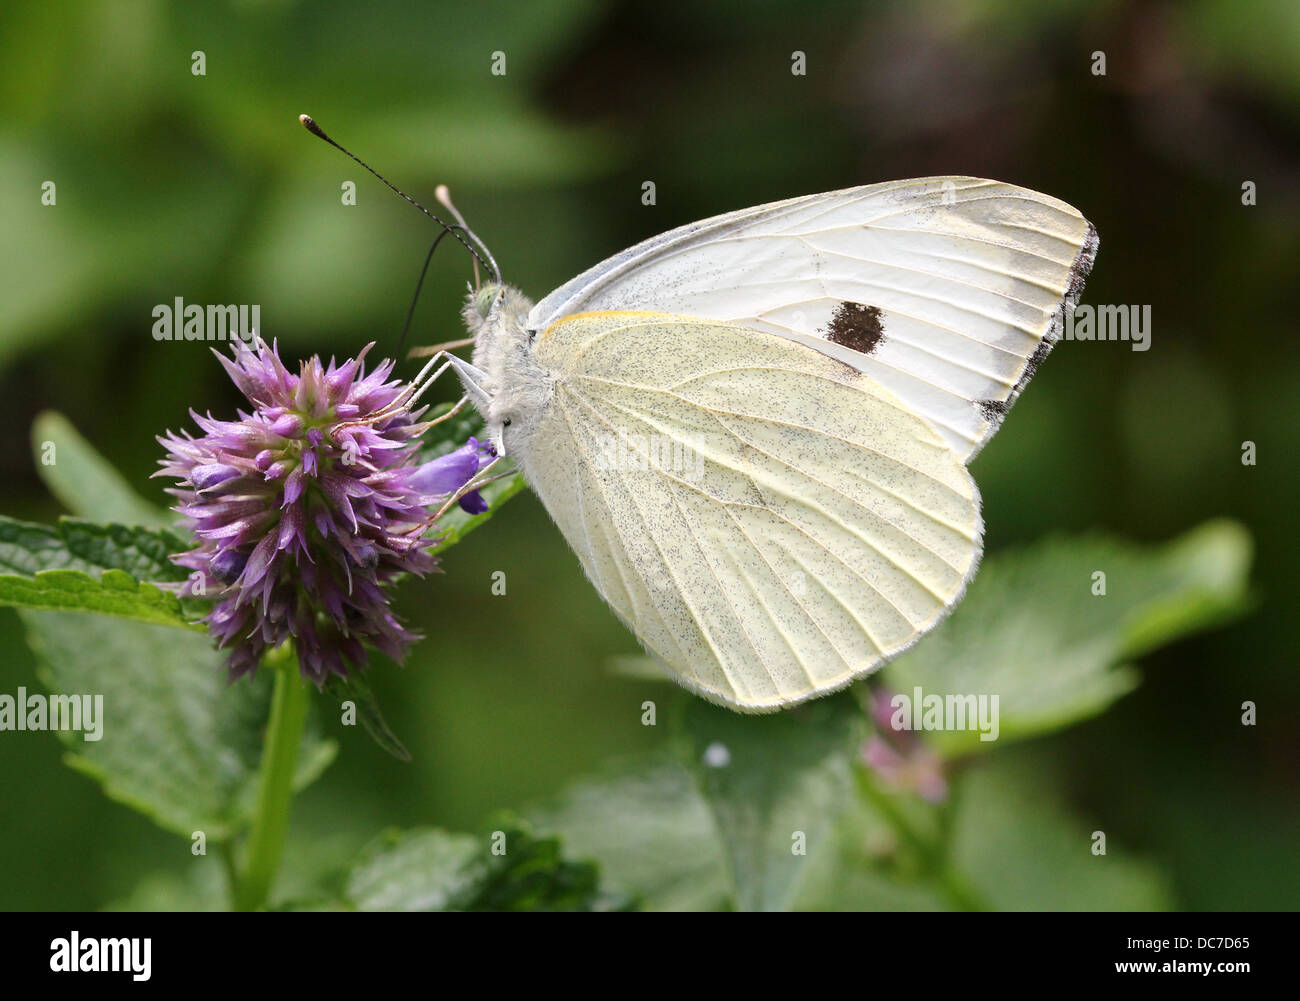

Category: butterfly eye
[502, 418, 513, 428]
[475, 285, 499, 318]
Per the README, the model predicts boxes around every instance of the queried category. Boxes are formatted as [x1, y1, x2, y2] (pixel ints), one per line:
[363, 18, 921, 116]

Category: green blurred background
[1, 0, 1296, 910]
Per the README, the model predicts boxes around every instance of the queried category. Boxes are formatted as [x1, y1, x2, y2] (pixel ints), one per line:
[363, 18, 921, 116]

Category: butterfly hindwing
[521, 311, 982, 711]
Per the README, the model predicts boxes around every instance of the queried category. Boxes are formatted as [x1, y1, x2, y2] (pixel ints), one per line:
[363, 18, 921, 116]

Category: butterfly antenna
[396, 228, 455, 363]
[298, 114, 499, 285]
[436, 184, 501, 294]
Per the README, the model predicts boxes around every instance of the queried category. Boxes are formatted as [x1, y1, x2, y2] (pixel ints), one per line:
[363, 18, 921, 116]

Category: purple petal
[271, 413, 304, 437]
[457, 490, 489, 515]
[411, 444, 480, 496]
[191, 463, 242, 491]
[210, 549, 248, 585]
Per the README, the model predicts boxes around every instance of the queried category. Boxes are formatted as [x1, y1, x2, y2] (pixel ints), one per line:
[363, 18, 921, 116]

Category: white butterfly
[447, 177, 1097, 712]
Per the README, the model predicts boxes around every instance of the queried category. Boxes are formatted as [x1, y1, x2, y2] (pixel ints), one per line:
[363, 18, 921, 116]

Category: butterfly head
[461, 284, 546, 460]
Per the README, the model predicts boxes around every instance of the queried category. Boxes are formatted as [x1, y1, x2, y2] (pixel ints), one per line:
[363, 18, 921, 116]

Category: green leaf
[947, 753, 1174, 910]
[788, 788, 951, 911]
[324, 673, 411, 762]
[0, 569, 195, 629]
[345, 817, 613, 911]
[18, 611, 336, 841]
[0, 516, 188, 580]
[528, 755, 730, 911]
[1116, 520, 1255, 658]
[346, 828, 480, 911]
[0, 516, 199, 630]
[31, 411, 173, 528]
[881, 519, 1253, 753]
[677, 691, 866, 911]
[102, 860, 230, 912]
[794, 753, 1174, 911]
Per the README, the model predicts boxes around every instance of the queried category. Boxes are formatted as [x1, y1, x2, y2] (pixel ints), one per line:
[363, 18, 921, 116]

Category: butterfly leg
[382, 348, 457, 412]
[443, 354, 491, 413]
[331, 349, 466, 439]
[389, 455, 512, 548]
[407, 337, 475, 358]
[401, 393, 473, 437]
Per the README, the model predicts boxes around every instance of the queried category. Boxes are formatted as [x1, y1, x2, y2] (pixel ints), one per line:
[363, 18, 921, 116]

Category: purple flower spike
[156, 337, 468, 686]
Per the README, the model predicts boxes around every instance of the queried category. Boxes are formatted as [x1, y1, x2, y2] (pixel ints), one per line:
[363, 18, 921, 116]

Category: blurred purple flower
[156, 338, 485, 685]
[862, 688, 949, 803]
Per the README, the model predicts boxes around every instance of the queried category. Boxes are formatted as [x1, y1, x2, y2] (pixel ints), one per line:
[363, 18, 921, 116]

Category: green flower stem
[853, 762, 988, 912]
[233, 646, 309, 911]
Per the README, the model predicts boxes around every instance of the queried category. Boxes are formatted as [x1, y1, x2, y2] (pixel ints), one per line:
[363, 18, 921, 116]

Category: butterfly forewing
[527, 177, 1097, 462]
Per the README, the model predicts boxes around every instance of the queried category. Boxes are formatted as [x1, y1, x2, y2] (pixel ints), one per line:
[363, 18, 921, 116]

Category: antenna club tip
[298, 114, 327, 140]
[435, 184, 451, 199]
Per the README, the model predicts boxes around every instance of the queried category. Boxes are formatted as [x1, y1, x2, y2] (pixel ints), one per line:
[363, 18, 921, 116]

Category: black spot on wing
[825, 301, 885, 355]
[977, 399, 1009, 422]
